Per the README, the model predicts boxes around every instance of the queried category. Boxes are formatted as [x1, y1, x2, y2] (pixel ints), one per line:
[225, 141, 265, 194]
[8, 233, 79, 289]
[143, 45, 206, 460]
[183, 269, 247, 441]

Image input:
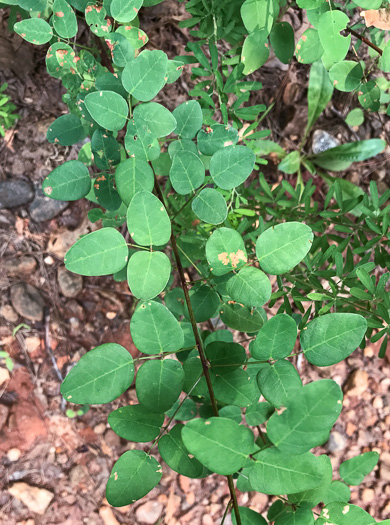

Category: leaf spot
[342, 506, 350, 515]
[114, 471, 118, 481]
[45, 186, 53, 196]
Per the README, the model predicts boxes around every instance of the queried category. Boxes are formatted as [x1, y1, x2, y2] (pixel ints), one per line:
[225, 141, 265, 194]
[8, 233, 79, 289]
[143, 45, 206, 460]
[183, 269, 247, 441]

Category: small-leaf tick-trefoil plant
[4, 0, 390, 523]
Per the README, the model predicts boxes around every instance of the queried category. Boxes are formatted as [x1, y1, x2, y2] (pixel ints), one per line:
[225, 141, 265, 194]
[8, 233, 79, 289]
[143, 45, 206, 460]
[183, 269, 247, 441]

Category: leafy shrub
[0, 82, 18, 136]
[3, 0, 390, 523]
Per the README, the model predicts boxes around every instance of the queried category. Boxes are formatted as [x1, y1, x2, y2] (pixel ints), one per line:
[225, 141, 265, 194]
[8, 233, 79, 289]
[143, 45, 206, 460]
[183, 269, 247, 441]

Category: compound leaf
[251, 314, 297, 360]
[85, 91, 128, 132]
[256, 222, 313, 275]
[127, 250, 171, 300]
[61, 343, 134, 404]
[182, 417, 255, 475]
[106, 450, 162, 506]
[339, 452, 379, 486]
[64, 228, 128, 276]
[42, 160, 91, 201]
[122, 49, 168, 101]
[136, 358, 184, 413]
[108, 405, 164, 442]
[127, 191, 171, 246]
[267, 379, 343, 453]
[210, 145, 255, 190]
[130, 300, 184, 355]
[301, 313, 367, 366]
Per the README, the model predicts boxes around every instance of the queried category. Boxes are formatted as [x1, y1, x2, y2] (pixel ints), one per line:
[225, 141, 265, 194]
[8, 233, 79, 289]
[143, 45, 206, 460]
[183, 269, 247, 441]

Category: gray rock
[29, 184, 68, 222]
[10, 283, 45, 322]
[0, 304, 19, 323]
[135, 501, 163, 524]
[0, 180, 35, 209]
[4, 256, 37, 276]
[327, 430, 347, 453]
[312, 130, 341, 154]
[57, 267, 83, 298]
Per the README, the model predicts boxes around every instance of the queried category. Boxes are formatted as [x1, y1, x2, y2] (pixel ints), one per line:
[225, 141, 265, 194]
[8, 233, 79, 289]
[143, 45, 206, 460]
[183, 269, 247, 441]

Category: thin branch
[345, 27, 383, 56]
[153, 175, 242, 525]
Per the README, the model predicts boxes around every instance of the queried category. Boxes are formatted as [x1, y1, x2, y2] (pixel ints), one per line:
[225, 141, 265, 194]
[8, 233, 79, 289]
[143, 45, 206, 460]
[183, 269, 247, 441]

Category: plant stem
[154, 175, 242, 525]
[345, 27, 383, 56]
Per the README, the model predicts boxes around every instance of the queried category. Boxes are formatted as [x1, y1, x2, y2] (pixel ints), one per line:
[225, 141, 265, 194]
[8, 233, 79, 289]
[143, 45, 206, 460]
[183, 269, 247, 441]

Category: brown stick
[346, 27, 383, 56]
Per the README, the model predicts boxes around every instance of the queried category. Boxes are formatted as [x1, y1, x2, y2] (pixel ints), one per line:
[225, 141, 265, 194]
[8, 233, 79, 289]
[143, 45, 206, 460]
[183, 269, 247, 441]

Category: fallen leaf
[362, 9, 390, 30]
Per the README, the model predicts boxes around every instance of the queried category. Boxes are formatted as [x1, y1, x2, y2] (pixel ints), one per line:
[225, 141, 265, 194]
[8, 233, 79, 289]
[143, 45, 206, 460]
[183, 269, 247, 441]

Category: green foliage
[7, 0, 390, 521]
[0, 83, 18, 136]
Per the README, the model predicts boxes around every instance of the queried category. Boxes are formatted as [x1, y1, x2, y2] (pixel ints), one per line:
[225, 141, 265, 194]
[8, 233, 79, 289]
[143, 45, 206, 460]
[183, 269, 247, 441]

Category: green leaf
[111, 0, 143, 22]
[245, 401, 274, 426]
[317, 503, 375, 525]
[220, 303, 266, 333]
[289, 455, 333, 508]
[168, 138, 199, 159]
[267, 379, 343, 453]
[133, 102, 177, 137]
[18, 0, 46, 10]
[210, 145, 255, 190]
[14, 18, 53, 45]
[191, 188, 227, 225]
[251, 313, 297, 360]
[278, 151, 300, 174]
[166, 59, 185, 83]
[311, 139, 386, 171]
[301, 313, 367, 366]
[106, 450, 162, 506]
[122, 49, 168, 101]
[116, 25, 149, 50]
[206, 341, 246, 374]
[42, 160, 91, 201]
[91, 130, 121, 170]
[93, 173, 122, 211]
[240, 0, 278, 34]
[226, 267, 271, 308]
[231, 506, 267, 525]
[53, 0, 78, 38]
[345, 108, 364, 127]
[329, 61, 363, 92]
[182, 417, 254, 475]
[380, 41, 390, 73]
[241, 30, 269, 75]
[46, 42, 76, 79]
[127, 251, 171, 300]
[358, 81, 380, 112]
[213, 369, 260, 407]
[184, 285, 220, 323]
[270, 22, 294, 64]
[108, 404, 164, 442]
[136, 359, 184, 413]
[318, 11, 350, 63]
[61, 343, 134, 404]
[85, 91, 128, 132]
[206, 227, 247, 276]
[297, 0, 325, 7]
[47, 114, 86, 146]
[125, 119, 161, 161]
[323, 481, 351, 505]
[127, 191, 171, 246]
[275, 508, 314, 525]
[296, 29, 323, 64]
[105, 33, 134, 67]
[249, 448, 325, 495]
[130, 300, 184, 355]
[306, 60, 333, 135]
[219, 405, 242, 423]
[353, 0, 381, 8]
[173, 100, 203, 139]
[169, 150, 205, 195]
[256, 222, 313, 275]
[85, 3, 112, 36]
[339, 452, 379, 486]
[257, 360, 302, 408]
[197, 124, 238, 156]
[64, 228, 128, 276]
[158, 424, 206, 478]
[165, 398, 197, 421]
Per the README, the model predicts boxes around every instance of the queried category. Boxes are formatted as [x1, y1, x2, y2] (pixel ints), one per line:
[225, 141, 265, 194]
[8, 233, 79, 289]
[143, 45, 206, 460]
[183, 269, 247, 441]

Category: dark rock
[28, 184, 68, 222]
[10, 283, 45, 322]
[4, 256, 37, 276]
[312, 130, 340, 154]
[57, 266, 83, 298]
[0, 180, 35, 209]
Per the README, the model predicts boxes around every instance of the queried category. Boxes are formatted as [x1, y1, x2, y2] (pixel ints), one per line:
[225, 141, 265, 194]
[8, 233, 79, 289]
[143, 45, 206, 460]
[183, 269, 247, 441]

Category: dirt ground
[0, 3, 390, 524]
